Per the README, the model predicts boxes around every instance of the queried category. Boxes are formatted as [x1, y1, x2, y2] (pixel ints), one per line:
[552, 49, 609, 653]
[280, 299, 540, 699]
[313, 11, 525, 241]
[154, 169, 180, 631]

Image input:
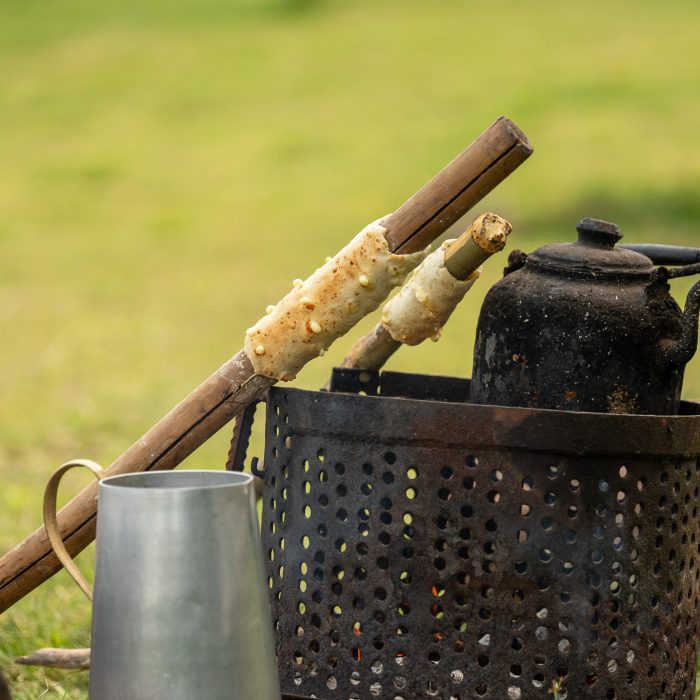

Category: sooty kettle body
[470, 218, 700, 415]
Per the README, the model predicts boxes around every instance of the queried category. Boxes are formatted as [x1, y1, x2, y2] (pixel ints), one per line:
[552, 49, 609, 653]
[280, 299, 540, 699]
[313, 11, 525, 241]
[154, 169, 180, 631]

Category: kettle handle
[620, 244, 700, 267]
[650, 271, 700, 371]
[43, 459, 106, 602]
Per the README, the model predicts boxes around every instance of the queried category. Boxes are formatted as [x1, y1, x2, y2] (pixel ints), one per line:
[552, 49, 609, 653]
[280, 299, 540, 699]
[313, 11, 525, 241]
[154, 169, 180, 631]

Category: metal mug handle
[43, 459, 106, 602]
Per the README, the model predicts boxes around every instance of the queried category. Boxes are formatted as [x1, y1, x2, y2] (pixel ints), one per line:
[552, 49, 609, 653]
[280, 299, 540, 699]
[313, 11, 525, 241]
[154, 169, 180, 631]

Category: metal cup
[44, 466, 281, 700]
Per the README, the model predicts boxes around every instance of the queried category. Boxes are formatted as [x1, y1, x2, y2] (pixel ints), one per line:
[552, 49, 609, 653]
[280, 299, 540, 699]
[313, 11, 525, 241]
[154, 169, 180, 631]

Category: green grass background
[1, 0, 699, 696]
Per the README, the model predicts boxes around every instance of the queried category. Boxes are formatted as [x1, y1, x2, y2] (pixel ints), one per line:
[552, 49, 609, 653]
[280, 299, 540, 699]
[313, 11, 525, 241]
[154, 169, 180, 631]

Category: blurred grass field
[1, 0, 700, 696]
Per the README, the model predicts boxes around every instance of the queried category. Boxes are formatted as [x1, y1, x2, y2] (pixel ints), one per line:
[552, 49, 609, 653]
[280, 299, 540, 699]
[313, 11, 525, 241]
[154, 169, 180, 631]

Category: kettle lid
[527, 218, 655, 279]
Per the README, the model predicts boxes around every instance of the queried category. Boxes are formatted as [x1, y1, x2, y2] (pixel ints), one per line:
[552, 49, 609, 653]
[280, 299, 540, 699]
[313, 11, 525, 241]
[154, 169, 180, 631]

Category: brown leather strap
[43, 459, 105, 601]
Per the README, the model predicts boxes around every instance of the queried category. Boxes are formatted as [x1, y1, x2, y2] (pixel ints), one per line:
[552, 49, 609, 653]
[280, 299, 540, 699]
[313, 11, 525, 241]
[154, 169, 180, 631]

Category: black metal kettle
[470, 218, 700, 414]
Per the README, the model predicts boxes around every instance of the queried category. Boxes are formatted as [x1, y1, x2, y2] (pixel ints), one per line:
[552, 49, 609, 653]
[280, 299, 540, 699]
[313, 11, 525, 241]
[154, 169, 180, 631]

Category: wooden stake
[15, 647, 91, 671]
[0, 117, 532, 613]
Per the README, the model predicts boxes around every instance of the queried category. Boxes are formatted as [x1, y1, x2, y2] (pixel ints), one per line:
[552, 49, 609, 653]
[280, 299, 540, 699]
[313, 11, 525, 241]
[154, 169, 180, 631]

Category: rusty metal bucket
[251, 369, 700, 699]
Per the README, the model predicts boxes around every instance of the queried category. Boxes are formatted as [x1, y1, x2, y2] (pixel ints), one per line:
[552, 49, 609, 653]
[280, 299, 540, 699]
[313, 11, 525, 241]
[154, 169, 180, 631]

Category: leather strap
[43, 459, 105, 601]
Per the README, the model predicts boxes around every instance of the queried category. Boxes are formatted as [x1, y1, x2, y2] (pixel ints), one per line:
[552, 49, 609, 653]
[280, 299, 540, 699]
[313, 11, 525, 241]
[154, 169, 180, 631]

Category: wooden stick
[339, 325, 400, 373]
[0, 117, 532, 613]
[16, 647, 91, 671]
[443, 227, 499, 279]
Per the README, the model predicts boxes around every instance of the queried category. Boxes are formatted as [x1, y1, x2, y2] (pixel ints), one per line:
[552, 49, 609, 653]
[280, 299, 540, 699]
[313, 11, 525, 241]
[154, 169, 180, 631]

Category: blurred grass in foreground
[1, 0, 699, 696]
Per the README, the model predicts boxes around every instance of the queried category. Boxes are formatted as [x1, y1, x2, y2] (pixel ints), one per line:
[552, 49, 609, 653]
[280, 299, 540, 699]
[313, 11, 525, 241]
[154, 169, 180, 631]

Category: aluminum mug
[44, 463, 281, 700]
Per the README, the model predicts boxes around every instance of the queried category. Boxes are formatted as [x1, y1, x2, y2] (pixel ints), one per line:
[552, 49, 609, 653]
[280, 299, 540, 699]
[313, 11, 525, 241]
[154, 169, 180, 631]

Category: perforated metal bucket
[255, 370, 700, 700]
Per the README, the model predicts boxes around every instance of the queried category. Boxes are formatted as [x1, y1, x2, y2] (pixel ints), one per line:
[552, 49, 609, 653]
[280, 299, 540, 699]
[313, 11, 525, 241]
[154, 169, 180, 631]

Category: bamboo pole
[0, 117, 532, 613]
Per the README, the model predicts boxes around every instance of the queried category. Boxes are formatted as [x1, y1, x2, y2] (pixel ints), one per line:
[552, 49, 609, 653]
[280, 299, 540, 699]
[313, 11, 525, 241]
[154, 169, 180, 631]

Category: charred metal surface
[258, 372, 700, 699]
[503, 249, 528, 276]
[471, 219, 700, 415]
[328, 369, 470, 403]
[329, 368, 381, 397]
[380, 371, 469, 403]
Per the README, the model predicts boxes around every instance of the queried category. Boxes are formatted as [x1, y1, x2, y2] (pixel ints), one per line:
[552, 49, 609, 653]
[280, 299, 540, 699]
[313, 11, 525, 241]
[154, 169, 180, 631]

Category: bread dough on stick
[382, 212, 511, 345]
[335, 212, 512, 374]
[381, 244, 480, 345]
[244, 218, 427, 380]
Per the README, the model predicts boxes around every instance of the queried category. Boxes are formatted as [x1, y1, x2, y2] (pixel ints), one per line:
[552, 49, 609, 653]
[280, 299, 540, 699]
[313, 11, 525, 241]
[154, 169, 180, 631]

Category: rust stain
[607, 386, 637, 414]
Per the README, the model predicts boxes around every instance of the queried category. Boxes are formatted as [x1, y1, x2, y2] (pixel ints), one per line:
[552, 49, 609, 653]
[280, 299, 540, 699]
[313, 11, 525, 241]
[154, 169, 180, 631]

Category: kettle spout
[663, 279, 700, 368]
